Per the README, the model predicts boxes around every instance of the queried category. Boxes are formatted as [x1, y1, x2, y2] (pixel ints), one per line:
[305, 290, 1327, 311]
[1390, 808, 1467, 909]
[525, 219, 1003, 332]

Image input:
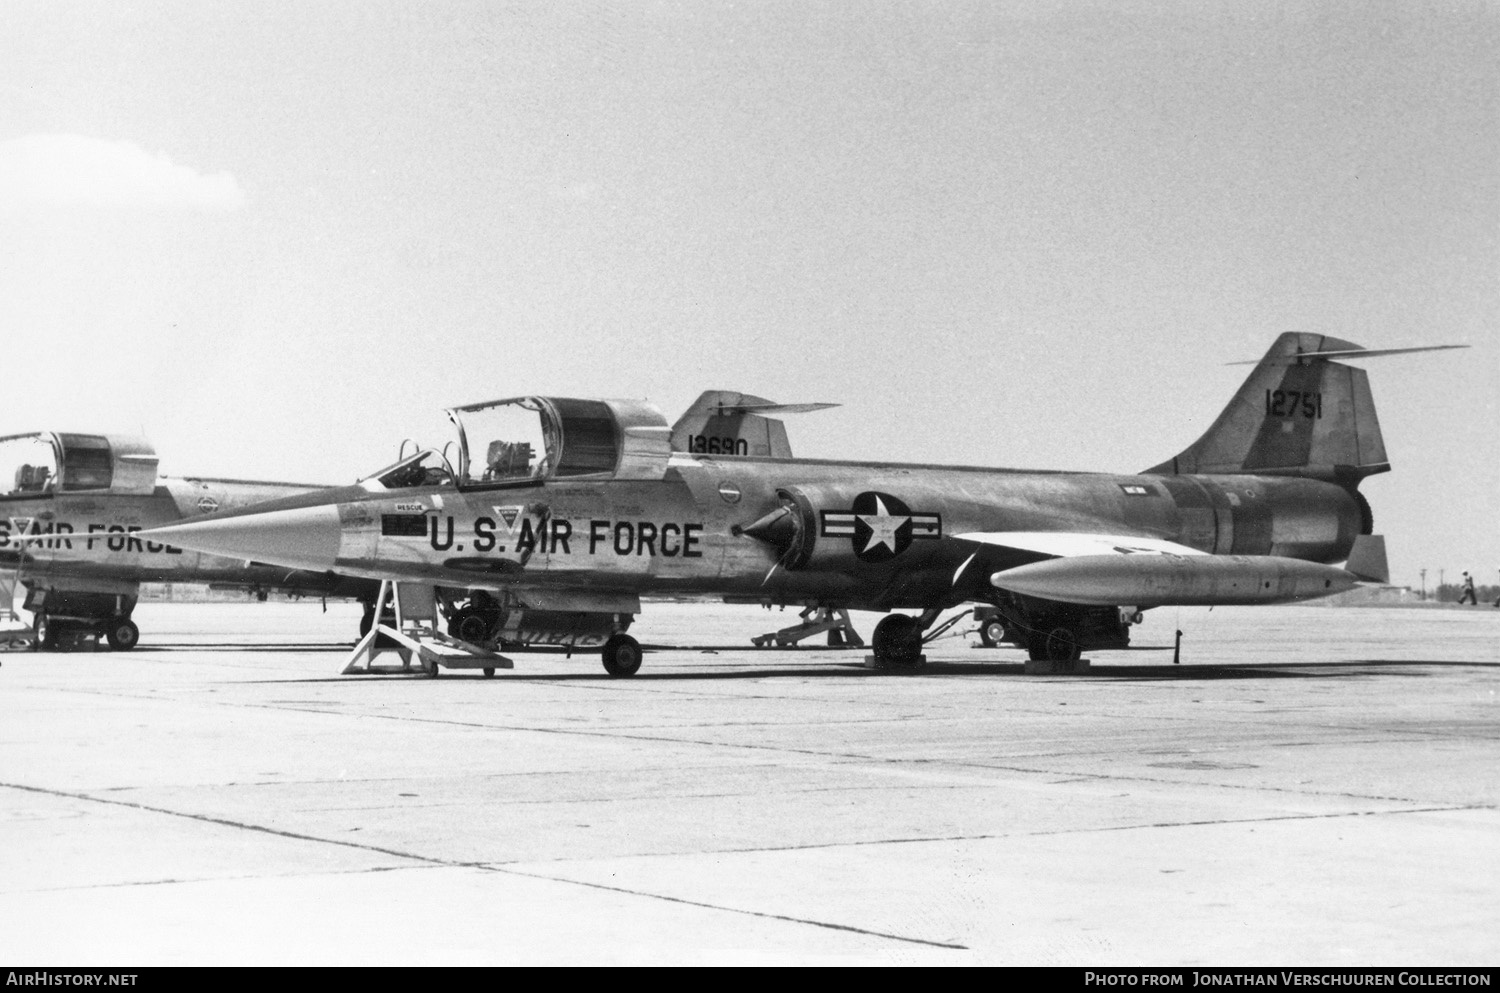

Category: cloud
[0, 134, 245, 212]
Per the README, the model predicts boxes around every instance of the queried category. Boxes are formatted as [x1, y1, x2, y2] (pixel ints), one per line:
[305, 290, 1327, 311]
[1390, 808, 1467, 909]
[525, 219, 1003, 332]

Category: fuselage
[0, 475, 371, 598]
[160, 452, 1366, 613]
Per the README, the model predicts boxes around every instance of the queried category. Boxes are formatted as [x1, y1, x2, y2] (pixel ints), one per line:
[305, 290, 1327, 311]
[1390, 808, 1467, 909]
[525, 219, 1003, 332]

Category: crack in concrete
[0, 779, 966, 952]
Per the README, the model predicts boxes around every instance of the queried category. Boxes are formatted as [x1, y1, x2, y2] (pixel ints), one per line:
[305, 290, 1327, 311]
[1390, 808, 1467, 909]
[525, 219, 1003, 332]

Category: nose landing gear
[601, 633, 642, 677]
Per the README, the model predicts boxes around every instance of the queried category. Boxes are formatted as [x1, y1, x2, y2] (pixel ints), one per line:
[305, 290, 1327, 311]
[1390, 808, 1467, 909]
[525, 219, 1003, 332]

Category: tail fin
[1344, 534, 1389, 584]
[670, 391, 837, 459]
[1146, 333, 1390, 481]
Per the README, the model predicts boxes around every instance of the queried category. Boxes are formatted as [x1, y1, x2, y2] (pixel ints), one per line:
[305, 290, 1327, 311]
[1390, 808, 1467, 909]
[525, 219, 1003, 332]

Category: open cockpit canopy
[0, 432, 158, 499]
[444, 396, 671, 488]
[363, 445, 458, 492]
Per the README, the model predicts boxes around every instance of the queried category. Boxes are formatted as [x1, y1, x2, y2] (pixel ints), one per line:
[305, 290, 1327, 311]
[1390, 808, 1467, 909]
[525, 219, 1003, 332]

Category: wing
[959, 531, 1362, 607]
[953, 531, 1206, 558]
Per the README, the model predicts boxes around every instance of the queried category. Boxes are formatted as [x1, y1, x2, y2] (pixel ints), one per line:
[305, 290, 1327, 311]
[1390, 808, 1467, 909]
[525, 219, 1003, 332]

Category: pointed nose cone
[144, 505, 343, 571]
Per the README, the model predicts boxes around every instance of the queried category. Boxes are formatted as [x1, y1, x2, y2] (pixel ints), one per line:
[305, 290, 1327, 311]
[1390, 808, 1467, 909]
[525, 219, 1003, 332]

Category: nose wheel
[32, 614, 59, 651]
[601, 634, 642, 677]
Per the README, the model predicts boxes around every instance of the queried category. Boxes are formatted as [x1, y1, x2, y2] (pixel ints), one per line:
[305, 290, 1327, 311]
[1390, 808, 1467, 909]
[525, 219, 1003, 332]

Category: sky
[1, 0, 1495, 588]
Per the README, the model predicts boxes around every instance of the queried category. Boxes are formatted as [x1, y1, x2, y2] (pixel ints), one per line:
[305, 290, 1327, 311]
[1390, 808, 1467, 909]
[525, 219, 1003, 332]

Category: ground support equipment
[342, 580, 513, 677]
[752, 606, 865, 648]
[0, 570, 28, 651]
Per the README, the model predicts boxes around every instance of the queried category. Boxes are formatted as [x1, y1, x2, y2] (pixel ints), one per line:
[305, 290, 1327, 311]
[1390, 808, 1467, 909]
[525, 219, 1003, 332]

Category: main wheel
[871, 614, 923, 667]
[106, 618, 140, 651]
[601, 634, 642, 677]
[33, 614, 59, 651]
[1043, 626, 1081, 663]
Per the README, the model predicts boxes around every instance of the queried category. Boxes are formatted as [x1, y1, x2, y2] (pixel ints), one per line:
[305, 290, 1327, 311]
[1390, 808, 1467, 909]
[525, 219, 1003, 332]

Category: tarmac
[1, 600, 1497, 966]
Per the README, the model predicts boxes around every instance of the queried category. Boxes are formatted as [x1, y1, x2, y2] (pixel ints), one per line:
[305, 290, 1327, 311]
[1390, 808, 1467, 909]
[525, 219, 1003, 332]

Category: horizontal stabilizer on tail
[671, 391, 838, 459]
[709, 401, 840, 415]
[1226, 343, 1469, 366]
[1146, 333, 1462, 481]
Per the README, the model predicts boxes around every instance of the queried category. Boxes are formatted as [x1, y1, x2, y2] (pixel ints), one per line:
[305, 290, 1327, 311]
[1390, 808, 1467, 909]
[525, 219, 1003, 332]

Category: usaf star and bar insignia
[820, 491, 941, 563]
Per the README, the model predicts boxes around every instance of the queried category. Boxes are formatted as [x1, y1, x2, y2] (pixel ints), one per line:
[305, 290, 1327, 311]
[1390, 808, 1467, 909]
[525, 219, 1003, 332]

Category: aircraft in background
[143, 334, 1458, 676]
[0, 431, 381, 649]
[1, 393, 833, 652]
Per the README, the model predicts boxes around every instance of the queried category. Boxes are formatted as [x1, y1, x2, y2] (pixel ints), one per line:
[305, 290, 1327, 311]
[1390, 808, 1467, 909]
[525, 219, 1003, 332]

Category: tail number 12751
[1265, 390, 1322, 419]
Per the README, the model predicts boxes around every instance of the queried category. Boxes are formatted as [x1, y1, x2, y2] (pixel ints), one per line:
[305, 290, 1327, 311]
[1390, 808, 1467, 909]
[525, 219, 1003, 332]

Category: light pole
[1420, 569, 1427, 601]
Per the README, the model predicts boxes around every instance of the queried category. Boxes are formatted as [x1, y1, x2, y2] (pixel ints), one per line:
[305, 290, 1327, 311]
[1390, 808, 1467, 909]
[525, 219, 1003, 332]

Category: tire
[601, 634, 642, 677]
[33, 614, 59, 651]
[449, 609, 492, 644]
[482, 667, 495, 678]
[1043, 626, 1081, 663]
[106, 618, 140, 651]
[872, 614, 922, 667]
[980, 619, 1006, 647]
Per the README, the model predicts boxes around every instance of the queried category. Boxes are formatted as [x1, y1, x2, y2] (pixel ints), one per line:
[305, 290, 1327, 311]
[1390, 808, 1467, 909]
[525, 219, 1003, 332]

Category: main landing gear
[869, 608, 946, 669]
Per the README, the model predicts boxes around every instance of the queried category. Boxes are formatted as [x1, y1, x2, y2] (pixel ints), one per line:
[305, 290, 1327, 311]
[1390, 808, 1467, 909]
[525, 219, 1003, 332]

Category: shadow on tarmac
[238, 654, 1499, 685]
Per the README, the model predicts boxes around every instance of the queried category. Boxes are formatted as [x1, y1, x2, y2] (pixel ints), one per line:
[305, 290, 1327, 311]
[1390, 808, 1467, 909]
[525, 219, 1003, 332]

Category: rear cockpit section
[0, 432, 159, 499]
[444, 396, 671, 488]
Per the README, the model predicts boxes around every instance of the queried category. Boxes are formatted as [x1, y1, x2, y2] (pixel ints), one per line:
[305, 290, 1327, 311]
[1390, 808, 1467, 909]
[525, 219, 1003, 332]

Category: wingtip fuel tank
[989, 553, 1362, 607]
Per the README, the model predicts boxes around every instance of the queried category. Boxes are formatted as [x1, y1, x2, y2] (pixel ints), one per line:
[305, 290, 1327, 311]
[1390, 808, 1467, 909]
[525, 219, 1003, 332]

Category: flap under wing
[953, 531, 1207, 558]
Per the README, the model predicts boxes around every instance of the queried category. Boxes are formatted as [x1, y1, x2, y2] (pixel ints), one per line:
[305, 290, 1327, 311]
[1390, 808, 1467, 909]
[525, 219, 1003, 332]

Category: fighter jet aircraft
[142, 334, 1455, 675]
[1, 394, 829, 652]
[0, 430, 387, 649]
